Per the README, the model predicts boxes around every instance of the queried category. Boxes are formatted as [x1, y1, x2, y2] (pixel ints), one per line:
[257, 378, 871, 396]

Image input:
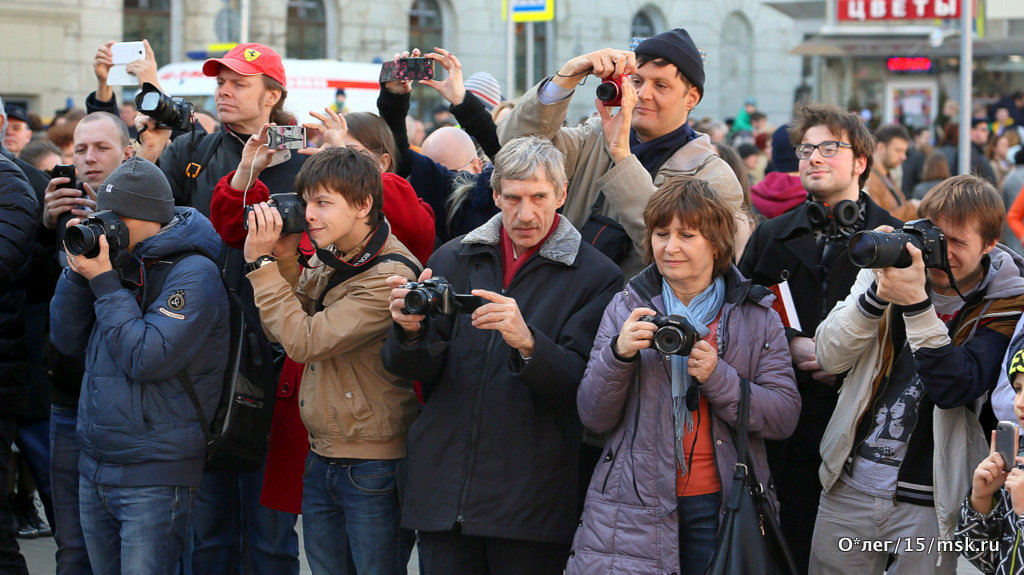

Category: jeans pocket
[347, 460, 396, 495]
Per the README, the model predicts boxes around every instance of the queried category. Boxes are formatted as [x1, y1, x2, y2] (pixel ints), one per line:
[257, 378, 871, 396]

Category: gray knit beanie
[97, 156, 175, 224]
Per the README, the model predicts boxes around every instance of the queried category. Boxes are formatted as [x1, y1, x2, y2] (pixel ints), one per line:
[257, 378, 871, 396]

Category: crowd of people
[4, 24, 1024, 575]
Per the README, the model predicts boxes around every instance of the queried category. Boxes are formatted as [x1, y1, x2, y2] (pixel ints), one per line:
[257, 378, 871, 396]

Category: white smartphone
[107, 41, 146, 86]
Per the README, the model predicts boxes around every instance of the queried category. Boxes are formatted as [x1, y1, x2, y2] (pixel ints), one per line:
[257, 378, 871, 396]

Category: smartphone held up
[996, 420, 1020, 472]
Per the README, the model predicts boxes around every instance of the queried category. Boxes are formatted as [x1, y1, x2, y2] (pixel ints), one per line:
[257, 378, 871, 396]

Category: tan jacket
[866, 167, 917, 222]
[248, 232, 420, 460]
[498, 79, 744, 279]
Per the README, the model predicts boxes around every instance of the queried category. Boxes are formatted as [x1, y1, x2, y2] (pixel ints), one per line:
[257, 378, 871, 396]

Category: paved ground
[18, 531, 983, 574]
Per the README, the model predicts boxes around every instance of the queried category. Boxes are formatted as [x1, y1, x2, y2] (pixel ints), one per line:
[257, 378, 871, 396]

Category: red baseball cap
[202, 43, 286, 87]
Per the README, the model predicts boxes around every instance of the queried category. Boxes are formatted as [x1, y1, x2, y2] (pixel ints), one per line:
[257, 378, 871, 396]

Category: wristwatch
[244, 255, 276, 274]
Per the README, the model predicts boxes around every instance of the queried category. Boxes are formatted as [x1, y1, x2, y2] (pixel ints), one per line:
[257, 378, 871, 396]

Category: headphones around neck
[806, 195, 859, 231]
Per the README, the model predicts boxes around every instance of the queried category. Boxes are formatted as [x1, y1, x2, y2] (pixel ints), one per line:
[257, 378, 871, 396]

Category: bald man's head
[420, 127, 482, 174]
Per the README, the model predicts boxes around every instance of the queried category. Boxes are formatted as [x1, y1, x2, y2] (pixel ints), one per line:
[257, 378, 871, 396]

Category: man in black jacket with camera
[382, 136, 621, 574]
[738, 104, 900, 573]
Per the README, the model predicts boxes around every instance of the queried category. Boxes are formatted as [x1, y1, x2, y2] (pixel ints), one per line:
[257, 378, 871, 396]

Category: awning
[763, 0, 826, 20]
[790, 35, 1024, 58]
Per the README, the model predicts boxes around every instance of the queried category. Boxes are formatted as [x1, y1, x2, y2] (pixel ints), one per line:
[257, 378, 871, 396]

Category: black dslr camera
[848, 219, 948, 270]
[64, 211, 130, 259]
[243, 193, 307, 234]
[135, 82, 194, 132]
[401, 277, 485, 316]
[639, 314, 701, 356]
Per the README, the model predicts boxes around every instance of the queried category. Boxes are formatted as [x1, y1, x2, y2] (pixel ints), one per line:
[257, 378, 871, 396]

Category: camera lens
[654, 326, 684, 355]
[139, 91, 163, 113]
[595, 81, 620, 102]
[849, 231, 914, 269]
[64, 223, 101, 258]
[403, 289, 436, 316]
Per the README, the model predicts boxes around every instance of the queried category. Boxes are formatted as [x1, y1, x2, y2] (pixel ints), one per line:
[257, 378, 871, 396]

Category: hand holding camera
[63, 212, 123, 279]
[469, 289, 534, 357]
[553, 48, 636, 91]
[243, 201, 303, 264]
[388, 269, 435, 335]
[300, 108, 348, 156]
[596, 73, 637, 163]
[418, 48, 467, 106]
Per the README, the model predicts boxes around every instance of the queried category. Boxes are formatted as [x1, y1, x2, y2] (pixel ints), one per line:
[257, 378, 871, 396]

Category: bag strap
[136, 251, 215, 446]
[734, 377, 751, 470]
[315, 252, 422, 312]
[184, 130, 223, 208]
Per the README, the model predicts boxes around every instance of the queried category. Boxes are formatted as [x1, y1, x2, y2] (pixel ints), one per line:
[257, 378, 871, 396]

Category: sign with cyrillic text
[837, 0, 962, 21]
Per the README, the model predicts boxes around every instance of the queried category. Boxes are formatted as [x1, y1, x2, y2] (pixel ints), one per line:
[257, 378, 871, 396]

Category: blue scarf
[629, 123, 698, 177]
[661, 275, 726, 474]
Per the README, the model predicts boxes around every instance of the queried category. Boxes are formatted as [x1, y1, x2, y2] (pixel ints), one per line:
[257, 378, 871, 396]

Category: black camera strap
[311, 220, 421, 311]
[184, 131, 223, 208]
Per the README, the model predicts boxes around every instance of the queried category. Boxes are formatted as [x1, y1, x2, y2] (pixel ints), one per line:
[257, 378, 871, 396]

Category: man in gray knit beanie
[96, 156, 175, 225]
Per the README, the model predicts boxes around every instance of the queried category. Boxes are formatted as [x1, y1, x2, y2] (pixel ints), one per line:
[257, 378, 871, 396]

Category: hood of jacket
[979, 245, 1024, 301]
[120, 207, 221, 275]
[751, 171, 806, 219]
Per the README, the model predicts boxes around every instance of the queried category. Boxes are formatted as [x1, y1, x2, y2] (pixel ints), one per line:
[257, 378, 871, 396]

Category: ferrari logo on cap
[244, 48, 261, 62]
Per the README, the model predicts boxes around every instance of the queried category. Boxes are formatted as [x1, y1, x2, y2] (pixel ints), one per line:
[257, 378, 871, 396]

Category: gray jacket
[567, 265, 800, 574]
[498, 78, 743, 279]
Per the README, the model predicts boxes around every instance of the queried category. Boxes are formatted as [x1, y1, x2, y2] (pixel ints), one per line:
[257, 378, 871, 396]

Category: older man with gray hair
[382, 136, 622, 574]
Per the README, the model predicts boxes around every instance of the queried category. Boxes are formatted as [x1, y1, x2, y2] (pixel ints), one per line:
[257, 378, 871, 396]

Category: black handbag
[579, 191, 632, 264]
[707, 378, 799, 575]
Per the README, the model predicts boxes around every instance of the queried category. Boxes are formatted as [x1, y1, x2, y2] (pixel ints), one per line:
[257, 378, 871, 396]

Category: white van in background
[155, 59, 383, 124]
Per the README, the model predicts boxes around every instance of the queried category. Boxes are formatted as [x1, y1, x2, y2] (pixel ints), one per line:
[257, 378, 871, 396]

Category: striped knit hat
[464, 72, 503, 112]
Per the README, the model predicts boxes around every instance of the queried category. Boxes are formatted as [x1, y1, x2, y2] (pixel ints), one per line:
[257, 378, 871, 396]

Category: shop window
[287, 0, 327, 59]
[124, 0, 171, 66]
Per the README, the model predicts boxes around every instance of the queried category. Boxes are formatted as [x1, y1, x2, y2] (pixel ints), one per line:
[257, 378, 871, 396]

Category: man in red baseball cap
[202, 42, 287, 89]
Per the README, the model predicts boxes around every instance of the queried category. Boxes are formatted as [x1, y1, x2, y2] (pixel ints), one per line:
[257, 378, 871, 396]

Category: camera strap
[311, 220, 422, 311]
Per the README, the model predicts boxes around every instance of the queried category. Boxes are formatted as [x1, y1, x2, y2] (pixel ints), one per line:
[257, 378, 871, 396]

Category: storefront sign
[837, 0, 961, 21]
[887, 57, 933, 72]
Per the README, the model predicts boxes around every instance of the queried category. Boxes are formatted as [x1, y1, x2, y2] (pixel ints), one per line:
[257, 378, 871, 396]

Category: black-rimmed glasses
[794, 140, 853, 160]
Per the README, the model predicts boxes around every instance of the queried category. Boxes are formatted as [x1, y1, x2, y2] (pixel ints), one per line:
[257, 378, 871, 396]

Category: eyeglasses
[794, 140, 854, 160]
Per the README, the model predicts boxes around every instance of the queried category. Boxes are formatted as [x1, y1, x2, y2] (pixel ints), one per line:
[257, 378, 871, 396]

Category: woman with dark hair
[910, 150, 952, 200]
[566, 177, 800, 575]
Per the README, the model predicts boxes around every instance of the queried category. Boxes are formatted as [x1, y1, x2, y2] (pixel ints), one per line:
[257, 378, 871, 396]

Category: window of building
[409, 0, 446, 120]
[514, 21, 548, 97]
[287, 0, 327, 59]
[124, 0, 171, 66]
[631, 12, 656, 40]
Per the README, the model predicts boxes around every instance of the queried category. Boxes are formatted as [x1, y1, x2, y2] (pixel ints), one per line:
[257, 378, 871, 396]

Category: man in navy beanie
[498, 27, 742, 280]
[49, 157, 229, 574]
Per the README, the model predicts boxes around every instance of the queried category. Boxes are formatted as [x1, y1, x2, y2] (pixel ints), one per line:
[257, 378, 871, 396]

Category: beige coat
[498, 79, 744, 279]
[248, 233, 420, 460]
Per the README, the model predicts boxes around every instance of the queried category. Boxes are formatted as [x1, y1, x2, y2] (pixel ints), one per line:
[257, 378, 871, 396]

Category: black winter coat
[738, 194, 901, 341]
[0, 155, 39, 416]
[381, 215, 622, 544]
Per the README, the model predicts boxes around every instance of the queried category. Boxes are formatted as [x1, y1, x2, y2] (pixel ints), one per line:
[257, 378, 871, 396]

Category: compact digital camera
[401, 277, 484, 316]
[64, 211, 130, 260]
[596, 74, 625, 107]
[243, 193, 307, 234]
[135, 82, 194, 132]
[848, 219, 948, 269]
[639, 314, 701, 356]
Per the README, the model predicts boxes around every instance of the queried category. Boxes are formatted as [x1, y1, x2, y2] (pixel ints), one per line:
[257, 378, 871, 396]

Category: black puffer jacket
[381, 215, 622, 544]
[0, 154, 39, 416]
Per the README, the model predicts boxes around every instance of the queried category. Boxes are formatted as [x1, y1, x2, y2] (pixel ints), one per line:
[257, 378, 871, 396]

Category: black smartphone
[996, 420, 1019, 471]
[52, 164, 77, 190]
[379, 58, 435, 82]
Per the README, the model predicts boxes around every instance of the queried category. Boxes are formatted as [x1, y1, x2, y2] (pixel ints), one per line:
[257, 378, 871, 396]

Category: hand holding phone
[997, 421, 1019, 472]
[107, 41, 147, 86]
[380, 58, 435, 83]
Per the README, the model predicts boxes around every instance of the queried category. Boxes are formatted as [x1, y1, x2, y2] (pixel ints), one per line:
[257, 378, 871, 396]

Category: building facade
[0, 0, 805, 127]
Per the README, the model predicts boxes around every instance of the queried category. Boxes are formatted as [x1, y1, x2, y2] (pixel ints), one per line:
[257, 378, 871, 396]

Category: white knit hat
[464, 72, 503, 112]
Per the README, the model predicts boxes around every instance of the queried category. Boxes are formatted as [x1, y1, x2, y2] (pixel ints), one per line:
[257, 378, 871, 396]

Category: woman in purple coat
[568, 177, 800, 575]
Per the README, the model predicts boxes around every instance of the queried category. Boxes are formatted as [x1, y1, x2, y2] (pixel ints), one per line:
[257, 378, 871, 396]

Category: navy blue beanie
[635, 29, 704, 98]
[772, 125, 800, 173]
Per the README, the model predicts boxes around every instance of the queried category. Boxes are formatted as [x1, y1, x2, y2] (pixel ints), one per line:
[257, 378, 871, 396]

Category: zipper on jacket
[454, 327, 502, 523]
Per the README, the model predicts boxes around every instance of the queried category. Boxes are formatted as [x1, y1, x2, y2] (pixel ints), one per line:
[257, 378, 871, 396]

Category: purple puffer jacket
[567, 265, 800, 575]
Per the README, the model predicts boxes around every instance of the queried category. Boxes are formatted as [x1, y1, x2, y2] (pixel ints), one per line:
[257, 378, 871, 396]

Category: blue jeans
[301, 454, 412, 575]
[50, 405, 91, 575]
[16, 417, 54, 527]
[79, 474, 192, 575]
[187, 466, 299, 575]
[678, 492, 721, 575]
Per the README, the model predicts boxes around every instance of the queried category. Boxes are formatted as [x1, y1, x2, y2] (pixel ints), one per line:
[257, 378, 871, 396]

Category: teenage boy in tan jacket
[242, 146, 420, 575]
